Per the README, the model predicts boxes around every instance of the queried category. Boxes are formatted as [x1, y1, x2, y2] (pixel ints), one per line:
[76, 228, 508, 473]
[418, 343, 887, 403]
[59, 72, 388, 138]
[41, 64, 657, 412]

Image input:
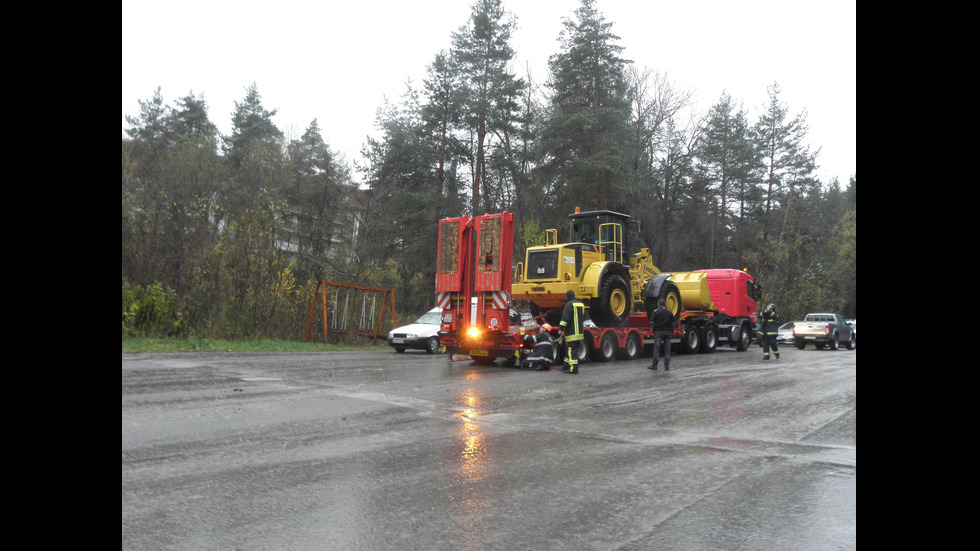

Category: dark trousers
[652, 330, 671, 368]
[763, 334, 779, 357]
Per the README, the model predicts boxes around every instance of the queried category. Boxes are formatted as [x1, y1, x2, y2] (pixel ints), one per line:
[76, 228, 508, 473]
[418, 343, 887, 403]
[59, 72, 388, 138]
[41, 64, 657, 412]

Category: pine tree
[173, 92, 219, 139]
[537, 0, 633, 217]
[699, 93, 760, 265]
[753, 82, 820, 241]
[421, 50, 467, 217]
[285, 119, 349, 277]
[451, 0, 525, 215]
[224, 83, 284, 170]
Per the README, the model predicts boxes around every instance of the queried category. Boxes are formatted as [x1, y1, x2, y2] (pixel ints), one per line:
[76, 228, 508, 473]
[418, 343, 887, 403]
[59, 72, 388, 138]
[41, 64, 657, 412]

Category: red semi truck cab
[697, 268, 760, 323]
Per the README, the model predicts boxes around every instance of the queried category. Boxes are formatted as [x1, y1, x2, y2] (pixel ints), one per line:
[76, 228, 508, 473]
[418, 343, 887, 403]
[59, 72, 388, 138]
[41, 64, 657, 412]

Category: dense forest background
[122, 0, 855, 342]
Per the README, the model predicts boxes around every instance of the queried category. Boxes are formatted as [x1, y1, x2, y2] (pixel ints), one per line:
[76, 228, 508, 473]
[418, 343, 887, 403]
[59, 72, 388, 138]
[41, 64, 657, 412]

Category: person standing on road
[559, 290, 585, 374]
[649, 298, 673, 371]
[761, 303, 780, 360]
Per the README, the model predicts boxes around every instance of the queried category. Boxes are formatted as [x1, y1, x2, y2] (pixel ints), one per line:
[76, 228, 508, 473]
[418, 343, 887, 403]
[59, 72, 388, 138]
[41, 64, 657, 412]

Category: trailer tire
[593, 274, 631, 327]
[700, 324, 718, 353]
[591, 332, 617, 361]
[681, 323, 700, 354]
[575, 338, 590, 363]
[617, 332, 642, 360]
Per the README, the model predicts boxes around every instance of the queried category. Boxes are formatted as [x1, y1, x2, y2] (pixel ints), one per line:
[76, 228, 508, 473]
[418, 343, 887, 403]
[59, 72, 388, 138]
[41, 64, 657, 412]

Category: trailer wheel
[617, 332, 642, 360]
[593, 274, 631, 327]
[700, 324, 718, 353]
[681, 323, 700, 354]
[575, 338, 590, 363]
[735, 322, 751, 351]
[591, 332, 617, 361]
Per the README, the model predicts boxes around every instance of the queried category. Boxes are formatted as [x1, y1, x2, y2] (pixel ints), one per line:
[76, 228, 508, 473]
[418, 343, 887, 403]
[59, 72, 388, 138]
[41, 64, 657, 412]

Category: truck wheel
[736, 322, 751, 351]
[681, 323, 700, 354]
[829, 334, 839, 350]
[617, 332, 642, 360]
[591, 332, 617, 361]
[846, 332, 856, 350]
[700, 324, 718, 353]
[796, 341, 806, 350]
[593, 274, 631, 327]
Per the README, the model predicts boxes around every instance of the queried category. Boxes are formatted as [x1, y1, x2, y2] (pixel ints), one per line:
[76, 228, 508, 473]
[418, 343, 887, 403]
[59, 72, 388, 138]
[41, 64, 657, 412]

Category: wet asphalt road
[122, 344, 856, 550]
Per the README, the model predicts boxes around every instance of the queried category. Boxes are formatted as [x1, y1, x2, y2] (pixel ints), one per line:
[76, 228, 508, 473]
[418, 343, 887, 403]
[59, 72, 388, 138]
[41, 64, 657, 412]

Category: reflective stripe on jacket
[560, 300, 585, 342]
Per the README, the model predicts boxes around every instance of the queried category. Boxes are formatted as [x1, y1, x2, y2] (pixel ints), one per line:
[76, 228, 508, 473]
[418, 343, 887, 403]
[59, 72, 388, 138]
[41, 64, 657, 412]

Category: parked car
[793, 312, 856, 350]
[387, 308, 444, 354]
[777, 322, 796, 343]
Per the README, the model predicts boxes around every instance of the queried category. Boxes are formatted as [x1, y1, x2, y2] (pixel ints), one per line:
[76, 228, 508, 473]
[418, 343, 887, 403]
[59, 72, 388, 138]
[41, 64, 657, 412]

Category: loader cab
[569, 210, 636, 263]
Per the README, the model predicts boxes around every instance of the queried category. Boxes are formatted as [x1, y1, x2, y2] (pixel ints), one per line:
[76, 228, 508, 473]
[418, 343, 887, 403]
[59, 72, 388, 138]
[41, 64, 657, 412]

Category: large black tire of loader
[592, 274, 631, 327]
[659, 280, 682, 325]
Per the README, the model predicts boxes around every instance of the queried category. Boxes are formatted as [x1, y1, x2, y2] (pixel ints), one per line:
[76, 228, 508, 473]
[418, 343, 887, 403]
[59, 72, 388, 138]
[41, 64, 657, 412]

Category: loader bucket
[669, 271, 717, 311]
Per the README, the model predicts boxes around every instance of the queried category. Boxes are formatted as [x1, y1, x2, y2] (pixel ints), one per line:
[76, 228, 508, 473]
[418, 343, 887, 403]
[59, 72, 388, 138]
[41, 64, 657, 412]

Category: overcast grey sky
[122, 0, 855, 185]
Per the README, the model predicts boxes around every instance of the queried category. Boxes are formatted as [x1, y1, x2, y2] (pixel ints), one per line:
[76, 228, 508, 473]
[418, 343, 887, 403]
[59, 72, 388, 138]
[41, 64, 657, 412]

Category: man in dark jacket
[559, 290, 585, 374]
[760, 303, 780, 360]
[649, 298, 673, 371]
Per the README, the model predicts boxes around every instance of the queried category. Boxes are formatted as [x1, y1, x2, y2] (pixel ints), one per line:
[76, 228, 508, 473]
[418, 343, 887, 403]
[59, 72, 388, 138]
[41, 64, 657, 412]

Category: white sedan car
[777, 322, 796, 343]
[387, 308, 444, 354]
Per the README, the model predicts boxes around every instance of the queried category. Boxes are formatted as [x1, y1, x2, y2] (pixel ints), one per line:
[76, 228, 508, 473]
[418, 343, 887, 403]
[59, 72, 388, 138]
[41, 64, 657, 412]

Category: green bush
[122, 280, 182, 338]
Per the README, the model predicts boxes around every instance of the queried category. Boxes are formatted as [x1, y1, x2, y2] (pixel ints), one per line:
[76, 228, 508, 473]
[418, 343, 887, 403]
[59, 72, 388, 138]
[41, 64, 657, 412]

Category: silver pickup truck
[793, 313, 856, 350]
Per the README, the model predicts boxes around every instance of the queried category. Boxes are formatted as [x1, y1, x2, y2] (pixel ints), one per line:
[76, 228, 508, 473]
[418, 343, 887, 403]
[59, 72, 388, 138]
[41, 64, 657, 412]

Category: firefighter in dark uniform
[760, 303, 780, 360]
[559, 290, 585, 374]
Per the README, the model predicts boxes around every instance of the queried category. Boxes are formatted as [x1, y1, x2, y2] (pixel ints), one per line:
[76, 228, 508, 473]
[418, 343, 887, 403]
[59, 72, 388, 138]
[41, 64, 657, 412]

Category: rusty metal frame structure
[304, 281, 396, 344]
